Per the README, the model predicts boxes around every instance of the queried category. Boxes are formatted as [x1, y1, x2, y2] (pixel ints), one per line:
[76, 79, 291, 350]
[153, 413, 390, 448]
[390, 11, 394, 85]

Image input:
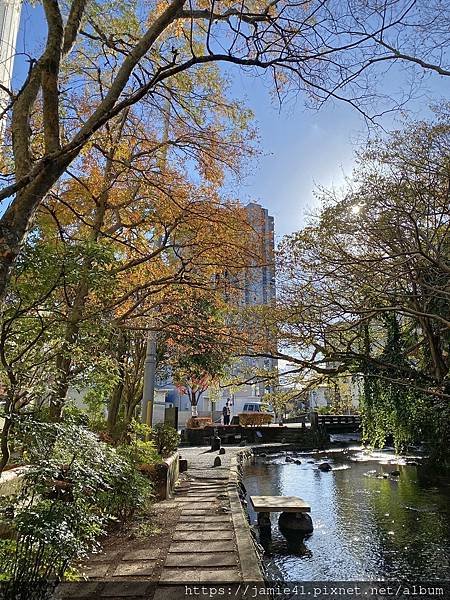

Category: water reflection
[244, 448, 450, 581]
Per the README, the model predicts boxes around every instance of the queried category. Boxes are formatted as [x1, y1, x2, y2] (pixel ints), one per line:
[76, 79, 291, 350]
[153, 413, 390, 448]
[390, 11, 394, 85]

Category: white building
[0, 0, 22, 131]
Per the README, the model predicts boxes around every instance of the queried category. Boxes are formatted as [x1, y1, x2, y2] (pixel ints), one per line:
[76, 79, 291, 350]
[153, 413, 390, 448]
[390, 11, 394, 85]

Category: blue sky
[12, 2, 449, 239]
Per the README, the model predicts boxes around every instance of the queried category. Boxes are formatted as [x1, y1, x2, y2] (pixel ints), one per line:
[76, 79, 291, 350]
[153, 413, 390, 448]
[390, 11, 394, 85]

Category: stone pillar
[257, 512, 272, 538]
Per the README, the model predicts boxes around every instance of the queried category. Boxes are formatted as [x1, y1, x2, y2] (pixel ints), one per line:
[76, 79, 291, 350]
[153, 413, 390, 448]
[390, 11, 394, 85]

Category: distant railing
[284, 413, 361, 430]
[317, 414, 361, 426]
[283, 413, 308, 424]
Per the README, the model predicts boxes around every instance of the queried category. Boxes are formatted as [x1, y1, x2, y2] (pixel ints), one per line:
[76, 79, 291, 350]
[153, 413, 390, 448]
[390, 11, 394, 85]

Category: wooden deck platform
[250, 495, 311, 513]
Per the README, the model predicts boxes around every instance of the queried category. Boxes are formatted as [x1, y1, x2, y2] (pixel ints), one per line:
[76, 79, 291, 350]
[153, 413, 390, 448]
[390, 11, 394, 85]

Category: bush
[239, 413, 273, 427]
[116, 420, 160, 467]
[151, 424, 180, 457]
[0, 417, 152, 596]
[186, 417, 212, 429]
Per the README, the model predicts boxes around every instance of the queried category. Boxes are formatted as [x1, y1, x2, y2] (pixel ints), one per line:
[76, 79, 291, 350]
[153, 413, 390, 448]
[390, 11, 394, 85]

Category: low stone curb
[228, 450, 264, 582]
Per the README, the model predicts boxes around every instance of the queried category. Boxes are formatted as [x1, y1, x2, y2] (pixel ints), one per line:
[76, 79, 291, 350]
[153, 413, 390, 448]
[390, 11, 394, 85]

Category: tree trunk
[0, 160, 68, 305]
[420, 317, 447, 384]
[190, 390, 199, 417]
[107, 329, 128, 436]
[0, 409, 12, 475]
[48, 148, 115, 419]
[49, 281, 89, 420]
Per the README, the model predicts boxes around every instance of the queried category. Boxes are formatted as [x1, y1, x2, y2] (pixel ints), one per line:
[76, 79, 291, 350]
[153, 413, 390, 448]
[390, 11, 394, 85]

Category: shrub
[151, 424, 180, 457]
[238, 413, 273, 427]
[0, 417, 152, 597]
[186, 417, 212, 429]
[116, 421, 160, 467]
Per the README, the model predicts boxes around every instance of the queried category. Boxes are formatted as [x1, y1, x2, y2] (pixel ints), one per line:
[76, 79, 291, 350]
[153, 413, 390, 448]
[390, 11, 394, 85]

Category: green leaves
[0, 417, 153, 586]
[276, 109, 449, 463]
[151, 423, 179, 457]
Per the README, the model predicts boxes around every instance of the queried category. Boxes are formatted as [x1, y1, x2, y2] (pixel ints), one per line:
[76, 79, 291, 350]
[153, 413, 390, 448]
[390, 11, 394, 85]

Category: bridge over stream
[284, 413, 361, 434]
[182, 413, 361, 447]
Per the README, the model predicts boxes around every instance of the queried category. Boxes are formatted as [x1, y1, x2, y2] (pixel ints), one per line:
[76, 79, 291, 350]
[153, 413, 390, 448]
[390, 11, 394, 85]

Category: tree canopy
[0, 0, 449, 303]
[269, 108, 449, 459]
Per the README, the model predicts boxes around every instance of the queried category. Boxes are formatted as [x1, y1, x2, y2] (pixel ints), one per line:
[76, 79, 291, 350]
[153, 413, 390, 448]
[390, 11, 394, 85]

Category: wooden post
[310, 411, 319, 431]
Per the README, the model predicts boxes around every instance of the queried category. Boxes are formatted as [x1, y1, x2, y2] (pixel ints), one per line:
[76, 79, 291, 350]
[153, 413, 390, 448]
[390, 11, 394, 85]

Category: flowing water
[243, 444, 450, 581]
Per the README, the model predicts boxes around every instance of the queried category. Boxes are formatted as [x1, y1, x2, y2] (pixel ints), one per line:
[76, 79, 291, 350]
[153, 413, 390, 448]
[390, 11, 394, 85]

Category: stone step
[159, 568, 240, 583]
[180, 509, 221, 515]
[176, 488, 227, 493]
[169, 541, 235, 553]
[153, 587, 190, 600]
[179, 515, 230, 523]
[112, 561, 156, 577]
[91, 551, 119, 562]
[175, 522, 230, 531]
[165, 553, 238, 568]
[174, 497, 219, 502]
[82, 564, 110, 578]
[100, 581, 151, 597]
[177, 487, 227, 492]
[174, 494, 220, 500]
[122, 549, 160, 561]
[172, 530, 233, 541]
[179, 483, 227, 488]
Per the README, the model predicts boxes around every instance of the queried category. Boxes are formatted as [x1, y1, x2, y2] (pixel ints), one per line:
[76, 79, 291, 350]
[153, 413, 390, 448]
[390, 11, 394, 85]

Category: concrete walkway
[57, 446, 263, 599]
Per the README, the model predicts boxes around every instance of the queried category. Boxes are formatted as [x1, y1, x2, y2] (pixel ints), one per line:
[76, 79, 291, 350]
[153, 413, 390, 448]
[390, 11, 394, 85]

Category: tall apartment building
[244, 202, 276, 306]
[240, 202, 278, 395]
[0, 0, 22, 132]
[156, 202, 278, 425]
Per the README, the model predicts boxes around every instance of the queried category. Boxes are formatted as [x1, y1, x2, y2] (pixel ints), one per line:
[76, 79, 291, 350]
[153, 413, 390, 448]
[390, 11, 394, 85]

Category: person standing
[222, 404, 229, 426]
[226, 399, 231, 425]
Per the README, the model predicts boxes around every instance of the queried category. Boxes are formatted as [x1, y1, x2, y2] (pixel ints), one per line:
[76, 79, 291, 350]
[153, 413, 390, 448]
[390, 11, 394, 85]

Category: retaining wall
[183, 425, 329, 448]
[150, 452, 180, 500]
[0, 466, 27, 497]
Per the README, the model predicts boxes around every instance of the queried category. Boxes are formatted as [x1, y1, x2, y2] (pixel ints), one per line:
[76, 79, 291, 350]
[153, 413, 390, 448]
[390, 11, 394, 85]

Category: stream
[243, 444, 450, 581]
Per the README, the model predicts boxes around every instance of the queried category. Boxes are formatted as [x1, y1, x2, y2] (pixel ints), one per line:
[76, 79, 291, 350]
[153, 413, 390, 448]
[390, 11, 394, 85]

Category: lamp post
[141, 332, 157, 427]
[140, 91, 171, 428]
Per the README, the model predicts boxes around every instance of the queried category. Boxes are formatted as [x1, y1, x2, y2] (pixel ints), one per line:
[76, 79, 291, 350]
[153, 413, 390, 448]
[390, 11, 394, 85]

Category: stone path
[159, 476, 240, 584]
[57, 446, 263, 599]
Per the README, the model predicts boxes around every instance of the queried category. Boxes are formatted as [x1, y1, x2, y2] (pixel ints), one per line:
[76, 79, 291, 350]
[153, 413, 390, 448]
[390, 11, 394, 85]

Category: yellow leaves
[174, 18, 186, 37]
